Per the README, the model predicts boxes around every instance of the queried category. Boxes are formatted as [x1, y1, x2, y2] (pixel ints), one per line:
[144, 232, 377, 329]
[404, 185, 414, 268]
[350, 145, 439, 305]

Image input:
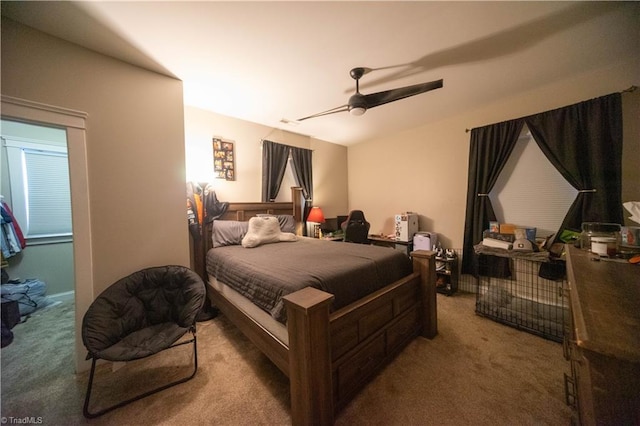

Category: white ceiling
[2, 1, 638, 146]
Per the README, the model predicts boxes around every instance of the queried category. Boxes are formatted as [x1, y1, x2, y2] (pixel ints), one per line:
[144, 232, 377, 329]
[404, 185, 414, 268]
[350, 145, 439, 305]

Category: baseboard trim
[49, 291, 75, 303]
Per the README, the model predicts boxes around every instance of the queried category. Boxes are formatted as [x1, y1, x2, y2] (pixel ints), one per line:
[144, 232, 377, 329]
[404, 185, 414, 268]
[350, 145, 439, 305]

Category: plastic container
[580, 222, 621, 255]
[591, 236, 617, 257]
[621, 226, 640, 248]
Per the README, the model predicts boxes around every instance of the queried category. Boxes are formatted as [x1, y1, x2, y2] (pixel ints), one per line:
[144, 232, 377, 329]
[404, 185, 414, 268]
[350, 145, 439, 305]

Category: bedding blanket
[206, 238, 412, 323]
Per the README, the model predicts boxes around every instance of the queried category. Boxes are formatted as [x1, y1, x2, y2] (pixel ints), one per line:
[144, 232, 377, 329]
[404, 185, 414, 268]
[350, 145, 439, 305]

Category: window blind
[490, 130, 578, 238]
[3, 136, 72, 240]
[23, 149, 72, 237]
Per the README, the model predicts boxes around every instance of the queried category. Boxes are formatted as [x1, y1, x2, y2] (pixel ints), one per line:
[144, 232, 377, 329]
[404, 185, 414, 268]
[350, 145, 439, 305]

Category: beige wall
[2, 17, 188, 286]
[1, 18, 188, 369]
[348, 60, 640, 249]
[184, 106, 349, 219]
[1, 243, 74, 296]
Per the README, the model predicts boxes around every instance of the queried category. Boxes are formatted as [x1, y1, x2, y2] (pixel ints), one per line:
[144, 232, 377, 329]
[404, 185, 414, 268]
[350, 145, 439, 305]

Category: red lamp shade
[307, 206, 325, 223]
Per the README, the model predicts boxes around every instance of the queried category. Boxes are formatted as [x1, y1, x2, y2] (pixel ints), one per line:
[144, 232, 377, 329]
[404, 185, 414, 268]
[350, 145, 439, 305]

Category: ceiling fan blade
[363, 79, 443, 109]
[297, 104, 349, 122]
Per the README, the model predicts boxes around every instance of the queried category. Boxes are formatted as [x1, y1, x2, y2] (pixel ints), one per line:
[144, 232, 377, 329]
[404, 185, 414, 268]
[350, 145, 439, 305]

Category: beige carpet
[1, 292, 571, 425]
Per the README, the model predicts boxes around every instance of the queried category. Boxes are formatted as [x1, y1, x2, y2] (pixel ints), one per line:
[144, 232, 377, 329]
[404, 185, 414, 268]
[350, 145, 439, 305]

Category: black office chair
[341, 210, 371, 244]
[81, 265, 205, 418]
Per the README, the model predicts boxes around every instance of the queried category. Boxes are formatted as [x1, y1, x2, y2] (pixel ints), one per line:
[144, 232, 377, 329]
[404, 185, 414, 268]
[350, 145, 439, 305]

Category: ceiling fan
[297, 67, 443, 122]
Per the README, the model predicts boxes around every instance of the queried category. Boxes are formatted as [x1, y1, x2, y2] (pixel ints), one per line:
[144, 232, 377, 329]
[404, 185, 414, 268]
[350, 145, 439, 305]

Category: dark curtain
[290, 146, 313, 223]
[525, 93, 624, 233]
[461, 92, 624, 275]
[261, 140, 290, 202]
[461, 120, 525, 275]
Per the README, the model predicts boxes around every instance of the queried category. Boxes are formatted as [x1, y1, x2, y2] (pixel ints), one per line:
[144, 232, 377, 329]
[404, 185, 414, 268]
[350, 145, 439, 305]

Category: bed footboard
[283, 288, 335, 426]
[282, 250, 436, 425]
[413, 250, 438, 338]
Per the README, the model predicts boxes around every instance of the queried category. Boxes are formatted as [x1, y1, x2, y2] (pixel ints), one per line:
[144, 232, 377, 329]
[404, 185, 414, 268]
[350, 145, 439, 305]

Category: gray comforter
[206, 238, 412, 323]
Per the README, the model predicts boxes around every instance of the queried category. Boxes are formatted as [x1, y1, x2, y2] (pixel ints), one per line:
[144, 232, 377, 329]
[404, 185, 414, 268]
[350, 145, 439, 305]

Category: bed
[194, 187, 437, 425]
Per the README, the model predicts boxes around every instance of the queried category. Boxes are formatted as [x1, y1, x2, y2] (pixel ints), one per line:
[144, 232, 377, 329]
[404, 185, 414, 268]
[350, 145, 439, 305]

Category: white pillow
[256, 214, 297, 233]
[241, 216, 297, 248]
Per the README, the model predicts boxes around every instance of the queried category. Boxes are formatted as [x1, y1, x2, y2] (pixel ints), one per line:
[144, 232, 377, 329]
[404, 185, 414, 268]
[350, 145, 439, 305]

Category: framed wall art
[213, 137, 235, 181]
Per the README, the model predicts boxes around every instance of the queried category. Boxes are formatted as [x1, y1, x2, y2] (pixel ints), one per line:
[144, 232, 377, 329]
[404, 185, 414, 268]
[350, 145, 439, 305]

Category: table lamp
[307, 206, 325, 238]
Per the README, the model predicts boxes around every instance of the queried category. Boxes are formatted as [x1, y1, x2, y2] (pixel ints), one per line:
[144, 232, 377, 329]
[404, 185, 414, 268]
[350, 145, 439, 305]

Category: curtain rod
[259, 128, 314, 147]
[464, 86, 637, 133]
[258, 138, 314, 152]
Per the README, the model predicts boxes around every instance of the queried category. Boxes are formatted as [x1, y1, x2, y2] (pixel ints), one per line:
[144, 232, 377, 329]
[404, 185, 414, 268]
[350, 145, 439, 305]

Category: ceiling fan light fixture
[297, 67, 442, 123]
[280, 118, 300, 126]
[348, 92, 367, 116]
[349, 106, 366, 116]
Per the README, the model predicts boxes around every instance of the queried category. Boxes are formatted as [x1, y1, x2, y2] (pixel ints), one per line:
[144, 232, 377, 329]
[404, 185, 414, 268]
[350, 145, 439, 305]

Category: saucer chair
[82, 265, 205, 418]
[341, 210, 371, 244]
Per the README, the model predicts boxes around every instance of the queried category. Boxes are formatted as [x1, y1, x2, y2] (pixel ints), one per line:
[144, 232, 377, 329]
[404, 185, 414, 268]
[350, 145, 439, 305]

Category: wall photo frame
[213, 137, 235, 181]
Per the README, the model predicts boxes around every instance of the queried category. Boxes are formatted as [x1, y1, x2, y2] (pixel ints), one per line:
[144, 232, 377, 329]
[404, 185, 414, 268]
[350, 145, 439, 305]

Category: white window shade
[490, 129, 577, 239]
[3, 137, 72, 240]
[23, 149, 72, 237]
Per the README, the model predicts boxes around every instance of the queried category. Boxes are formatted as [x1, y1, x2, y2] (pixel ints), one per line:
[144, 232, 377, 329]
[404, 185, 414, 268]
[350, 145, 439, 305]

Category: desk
[368, 235, 413, 256]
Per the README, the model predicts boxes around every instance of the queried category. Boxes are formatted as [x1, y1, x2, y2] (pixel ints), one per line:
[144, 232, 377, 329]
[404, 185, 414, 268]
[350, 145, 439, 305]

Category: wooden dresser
[564, 245, 640, 425]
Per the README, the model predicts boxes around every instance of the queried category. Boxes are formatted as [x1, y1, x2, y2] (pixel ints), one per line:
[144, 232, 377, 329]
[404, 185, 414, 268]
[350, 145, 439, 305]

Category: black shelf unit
[435, 255, 458, 296]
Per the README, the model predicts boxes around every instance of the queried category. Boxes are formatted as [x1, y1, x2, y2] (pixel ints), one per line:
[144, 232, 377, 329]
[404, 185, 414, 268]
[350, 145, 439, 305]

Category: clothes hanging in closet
[1, 200, 25, 259]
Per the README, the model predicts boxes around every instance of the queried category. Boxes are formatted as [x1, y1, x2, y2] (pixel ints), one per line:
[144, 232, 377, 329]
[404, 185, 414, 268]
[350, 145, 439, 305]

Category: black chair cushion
[97, 322, 189, 361]
[341, 210, 371, 244]
[344, 221, 370, 243]
[82, 265, 205, 362]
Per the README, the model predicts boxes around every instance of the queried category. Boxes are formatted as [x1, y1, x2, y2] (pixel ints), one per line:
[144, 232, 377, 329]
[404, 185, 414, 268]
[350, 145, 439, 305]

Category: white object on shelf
[395, 213, 418, 242]
[482, 237, 513, 250]
[414, 231, 437, 251]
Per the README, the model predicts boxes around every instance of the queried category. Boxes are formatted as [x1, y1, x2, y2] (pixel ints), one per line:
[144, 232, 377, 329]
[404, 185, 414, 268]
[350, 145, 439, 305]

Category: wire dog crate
[474, 253, 568, 343]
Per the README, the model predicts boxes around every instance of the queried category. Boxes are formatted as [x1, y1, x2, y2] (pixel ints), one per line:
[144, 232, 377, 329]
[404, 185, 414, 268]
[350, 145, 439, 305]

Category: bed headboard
[193, 187, 304, 279]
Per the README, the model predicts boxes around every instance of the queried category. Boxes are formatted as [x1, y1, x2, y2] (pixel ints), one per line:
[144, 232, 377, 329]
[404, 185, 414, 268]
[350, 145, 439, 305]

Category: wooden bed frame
[195, 187, 437, 425]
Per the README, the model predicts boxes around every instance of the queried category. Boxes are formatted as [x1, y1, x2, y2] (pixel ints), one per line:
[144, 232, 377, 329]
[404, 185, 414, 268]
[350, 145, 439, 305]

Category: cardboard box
[499, 223, 516, 234]
[394, 213, 419, 242]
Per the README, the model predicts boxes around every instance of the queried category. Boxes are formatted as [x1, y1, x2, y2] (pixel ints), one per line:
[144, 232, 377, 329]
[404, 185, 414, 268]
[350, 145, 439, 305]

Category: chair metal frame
[82, 325, 198, 419]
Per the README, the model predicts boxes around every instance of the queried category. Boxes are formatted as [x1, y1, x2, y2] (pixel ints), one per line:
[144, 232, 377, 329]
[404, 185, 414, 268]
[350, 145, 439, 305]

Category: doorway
[1, 95, 93, 373]
[1, 119, 74, 303]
